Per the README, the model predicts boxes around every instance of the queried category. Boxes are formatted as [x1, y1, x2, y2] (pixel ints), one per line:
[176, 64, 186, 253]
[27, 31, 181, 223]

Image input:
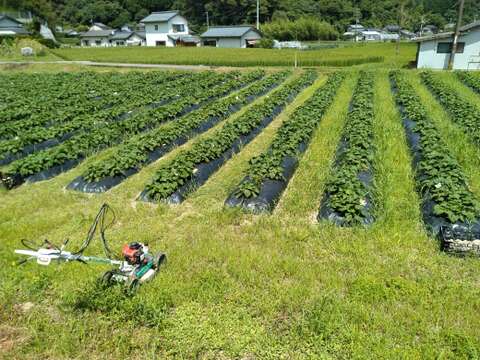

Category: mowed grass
[51, 42, 416, 68]
[1, 69, 480, 358]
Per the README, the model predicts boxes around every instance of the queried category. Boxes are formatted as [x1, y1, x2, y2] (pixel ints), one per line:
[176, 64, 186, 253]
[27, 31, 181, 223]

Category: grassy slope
[0, 39, 61, 62]
[51, 42, 416, 68]
[1, 70, 480, 358]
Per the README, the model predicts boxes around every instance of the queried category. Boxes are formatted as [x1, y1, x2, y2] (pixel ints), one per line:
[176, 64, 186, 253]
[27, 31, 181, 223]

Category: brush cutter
[14, 204, 166, 293]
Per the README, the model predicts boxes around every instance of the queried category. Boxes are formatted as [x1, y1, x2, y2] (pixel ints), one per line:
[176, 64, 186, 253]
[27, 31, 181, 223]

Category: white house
[415, 20, 480, 70]
[140, 11, 190, 47]
[343, 28, 399, 42]
[80, 28, 146, 47]
[362, 30, 382, 41]
[200, 26, 262, 48]
[80, 30, 114, 47]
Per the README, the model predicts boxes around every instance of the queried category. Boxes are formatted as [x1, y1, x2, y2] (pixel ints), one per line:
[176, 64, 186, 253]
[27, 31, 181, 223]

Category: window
[83, 40, 89, 46]
[156, 41, 166, 46]
[95, 40, 101, 46]
[203, 40, 216, 47]
[437, 42, 465, 54]
[154, 25, 158, 31]
[172, 24, 185, 33]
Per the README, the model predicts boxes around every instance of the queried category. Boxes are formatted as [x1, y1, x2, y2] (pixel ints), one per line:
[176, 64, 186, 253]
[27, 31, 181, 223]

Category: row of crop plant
[0, 72, 109, 120]
[0, 71, 224, 165]
[421, 71, 480, 146]
[225, 71, 346, 212]
[138, 71, 318, 204]
[0, 71, 189, 140]
[318, 71, 376, 225]
[68, 71, 290, 193]
[0, 70, 263, 189]
[391, 70, 480, 255]
[456, 71, 480, 94]
[0, 71, 178, 125]
[4, 69, 480, 256]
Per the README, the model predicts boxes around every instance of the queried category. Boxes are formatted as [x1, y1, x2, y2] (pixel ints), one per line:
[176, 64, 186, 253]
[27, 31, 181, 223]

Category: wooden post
[448, 0, 465, 70]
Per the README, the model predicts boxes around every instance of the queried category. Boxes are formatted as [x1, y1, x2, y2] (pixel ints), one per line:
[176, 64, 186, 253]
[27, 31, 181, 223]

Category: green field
[51, 42, 416, 68]
[2, 67, 480, 358]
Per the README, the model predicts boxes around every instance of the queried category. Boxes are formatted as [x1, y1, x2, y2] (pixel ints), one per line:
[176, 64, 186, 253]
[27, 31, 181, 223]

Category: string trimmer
[14, 203, 166, 293]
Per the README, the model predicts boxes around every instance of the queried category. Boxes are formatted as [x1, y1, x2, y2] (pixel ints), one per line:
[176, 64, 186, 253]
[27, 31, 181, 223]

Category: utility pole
[256, 0, 260, 29]
[448, 0, 465, 70]
[206, 11, 209, 29]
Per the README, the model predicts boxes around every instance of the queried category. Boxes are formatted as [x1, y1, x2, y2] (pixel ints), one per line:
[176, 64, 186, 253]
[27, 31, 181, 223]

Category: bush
[255, 38, 274, 49]
[262, 17, 339, 41]
[37, 38, 59, 49]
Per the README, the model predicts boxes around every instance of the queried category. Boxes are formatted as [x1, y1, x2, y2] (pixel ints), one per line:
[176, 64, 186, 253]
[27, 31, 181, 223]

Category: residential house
[80, 29, 114, 47]
[110, 31, 146, 46]
[361, 30, 383, 41]
[140, 11, 190, 47]
[344, 28, 399, 42]
[80, 28, 146, 47]
[415, 20, 480, 70]
[344, 24, 364, 41]
[200, 26, 262, 48]
[0, 14, 29, 36]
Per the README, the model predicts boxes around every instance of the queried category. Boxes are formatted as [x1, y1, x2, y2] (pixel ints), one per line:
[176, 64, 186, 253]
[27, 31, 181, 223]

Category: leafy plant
[235, 71, 346, 199]
[322, 71, 376, 225]
[4, 70, 264, 180]
[143, 71, 318, 201]
[421, 71, 480, 146]
[391, 70, 480, 223]
[0, 71, 225, 159]
[82, 70, 288, 183]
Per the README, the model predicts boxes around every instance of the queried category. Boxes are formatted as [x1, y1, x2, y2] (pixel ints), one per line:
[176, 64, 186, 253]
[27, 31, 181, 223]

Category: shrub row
[391, 70, 480, 227]
[80, 70, 290, 184]
[227, 71, 345, 212]
[2, 70, 263, 185]
[141, 71, 318, 202]
[318, 71, 376, 226]
[0, 72, 223, 161]
[421, 71, 480, 145]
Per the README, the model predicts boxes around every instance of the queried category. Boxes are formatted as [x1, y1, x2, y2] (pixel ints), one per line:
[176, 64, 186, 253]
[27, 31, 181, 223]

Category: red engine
[122, 242, 145, 265]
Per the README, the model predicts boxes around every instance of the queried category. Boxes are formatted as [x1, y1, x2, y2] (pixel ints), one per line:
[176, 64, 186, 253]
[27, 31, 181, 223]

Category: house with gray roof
[110, 31, 146, 46]
[140, 11, 191, 47]
[0, 15, 29, 36]
[80, 28, 146, 47]
[415, 20, 480, 70]
[80, 29, 115, 47]
[200, 26, 262, 48]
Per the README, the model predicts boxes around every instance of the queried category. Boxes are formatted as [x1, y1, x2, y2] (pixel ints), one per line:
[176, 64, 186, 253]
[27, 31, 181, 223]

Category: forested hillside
[5, 0, 480, 33]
